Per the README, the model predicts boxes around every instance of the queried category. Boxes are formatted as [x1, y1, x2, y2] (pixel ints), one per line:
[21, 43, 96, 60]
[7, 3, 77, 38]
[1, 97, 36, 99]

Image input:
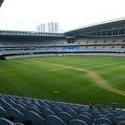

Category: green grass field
[0, 56, 125, 106]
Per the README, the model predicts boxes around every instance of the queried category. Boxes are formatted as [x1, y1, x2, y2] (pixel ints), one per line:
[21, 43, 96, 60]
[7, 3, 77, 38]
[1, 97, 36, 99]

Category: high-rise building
[48, 22, 59, 33]
[55, 23, 59, 33]
[36, 24, 46, 32]
[36, 22, 60, 33]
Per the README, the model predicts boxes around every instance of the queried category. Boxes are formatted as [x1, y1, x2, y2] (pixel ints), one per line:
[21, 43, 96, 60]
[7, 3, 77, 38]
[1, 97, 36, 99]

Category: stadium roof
[65, 19, 125, 37]
[0, 30, 65, 38]
[0, 0, 4, 7]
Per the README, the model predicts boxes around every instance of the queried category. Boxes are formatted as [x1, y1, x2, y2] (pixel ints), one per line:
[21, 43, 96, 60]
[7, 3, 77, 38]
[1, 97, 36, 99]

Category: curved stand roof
[65, 19, 125, 37]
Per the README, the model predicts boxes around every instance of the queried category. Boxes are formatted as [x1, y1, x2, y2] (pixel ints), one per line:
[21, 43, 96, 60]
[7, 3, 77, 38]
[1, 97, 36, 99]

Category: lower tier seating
[0, 94, 124, 125]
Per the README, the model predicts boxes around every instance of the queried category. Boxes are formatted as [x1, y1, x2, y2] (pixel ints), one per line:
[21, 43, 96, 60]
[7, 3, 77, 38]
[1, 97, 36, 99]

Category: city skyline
[0, 0, 125, 31]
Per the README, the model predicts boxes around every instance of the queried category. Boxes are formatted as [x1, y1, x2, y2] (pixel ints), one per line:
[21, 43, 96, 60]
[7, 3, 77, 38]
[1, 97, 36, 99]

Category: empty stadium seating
[0, 94, 124, 125]
[0, 40, 67, 47]
[1, 32, 125, 57]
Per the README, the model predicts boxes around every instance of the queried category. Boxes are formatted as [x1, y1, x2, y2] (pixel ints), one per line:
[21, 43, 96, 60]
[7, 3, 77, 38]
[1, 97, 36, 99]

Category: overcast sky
[0, 0, 125, 32]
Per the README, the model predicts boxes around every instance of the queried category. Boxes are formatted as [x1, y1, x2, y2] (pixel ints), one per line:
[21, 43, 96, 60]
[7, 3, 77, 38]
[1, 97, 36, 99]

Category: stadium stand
[1, 19, 125, 125]
[0, 94, 124, 125]
[0, 19, 125, 58]
[0, 14, 125, 59]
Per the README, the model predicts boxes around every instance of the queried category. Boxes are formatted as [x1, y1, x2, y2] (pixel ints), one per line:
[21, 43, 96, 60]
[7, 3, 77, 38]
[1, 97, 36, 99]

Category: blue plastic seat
[8, 107, 24, 122]
[114, 115, 125, 125]
[46, 115, 65, 125]
[0, 118, 14, 125]
[57, 111, 73, 123]
[105, 113, 115, 121]
[75, 115, 92, 125]
[43, 108, 55, 117]
[1, 99, 12, 110]
[28, 106, 42, 116]
[15, 123, 24, 125]
[117, 121, 125, 125]
[13, 104, 27, 114]
[68, 119, 88, 125]
[53, 108, 62, 114]
[95, 117, 112, 125]
[0, 105, 7, 117]
[25, 111, 45, 125]
[68, 109, 77, 117]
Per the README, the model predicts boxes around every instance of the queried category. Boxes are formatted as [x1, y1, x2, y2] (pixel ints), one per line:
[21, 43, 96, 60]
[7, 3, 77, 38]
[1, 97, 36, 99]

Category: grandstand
[1, 19, 125, 60]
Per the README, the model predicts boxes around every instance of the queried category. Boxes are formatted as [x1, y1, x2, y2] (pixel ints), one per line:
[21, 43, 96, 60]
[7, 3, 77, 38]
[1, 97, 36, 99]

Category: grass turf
[0, 56, 125, 106]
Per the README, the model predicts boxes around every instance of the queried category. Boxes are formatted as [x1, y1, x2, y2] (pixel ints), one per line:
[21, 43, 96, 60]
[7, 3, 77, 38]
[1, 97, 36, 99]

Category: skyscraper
[36, 24, 46, 32]
[48, 22, 59, 33]
[36, 22, 60, 33]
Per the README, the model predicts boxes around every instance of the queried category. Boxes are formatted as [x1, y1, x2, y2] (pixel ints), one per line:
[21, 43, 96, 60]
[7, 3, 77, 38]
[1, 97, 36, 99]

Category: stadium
[1, 1, 125, 125]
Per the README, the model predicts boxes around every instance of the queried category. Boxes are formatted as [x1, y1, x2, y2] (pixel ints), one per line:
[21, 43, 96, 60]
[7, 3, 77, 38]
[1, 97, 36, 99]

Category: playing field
[1, 56, 125, 106]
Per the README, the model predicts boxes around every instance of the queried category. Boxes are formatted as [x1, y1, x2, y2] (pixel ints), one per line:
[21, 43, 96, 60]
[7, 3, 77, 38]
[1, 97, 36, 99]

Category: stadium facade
[1, 19, 125, 59]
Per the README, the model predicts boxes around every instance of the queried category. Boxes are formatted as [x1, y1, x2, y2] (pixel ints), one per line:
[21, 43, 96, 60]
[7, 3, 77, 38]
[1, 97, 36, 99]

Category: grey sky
[0, 0, 125, 32]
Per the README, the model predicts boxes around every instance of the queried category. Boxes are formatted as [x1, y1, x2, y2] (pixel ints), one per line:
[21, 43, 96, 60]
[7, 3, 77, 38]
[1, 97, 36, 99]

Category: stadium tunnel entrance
[0, 55, 6, 60]
[66, 36, 75, 44]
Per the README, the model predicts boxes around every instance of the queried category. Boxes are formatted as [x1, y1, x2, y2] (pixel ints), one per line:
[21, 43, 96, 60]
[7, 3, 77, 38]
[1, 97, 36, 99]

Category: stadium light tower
[0, 0, 4, 7]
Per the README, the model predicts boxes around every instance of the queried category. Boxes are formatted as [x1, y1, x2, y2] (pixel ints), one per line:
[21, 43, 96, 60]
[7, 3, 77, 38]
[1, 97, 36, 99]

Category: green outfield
[0, 56, 125, 106]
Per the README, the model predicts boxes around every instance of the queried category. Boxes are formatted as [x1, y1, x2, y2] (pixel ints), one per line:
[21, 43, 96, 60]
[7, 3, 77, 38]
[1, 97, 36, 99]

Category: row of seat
[0, 94, 124, 125]
[0, 41, 67, 47]
[1, 47, 125, 55]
